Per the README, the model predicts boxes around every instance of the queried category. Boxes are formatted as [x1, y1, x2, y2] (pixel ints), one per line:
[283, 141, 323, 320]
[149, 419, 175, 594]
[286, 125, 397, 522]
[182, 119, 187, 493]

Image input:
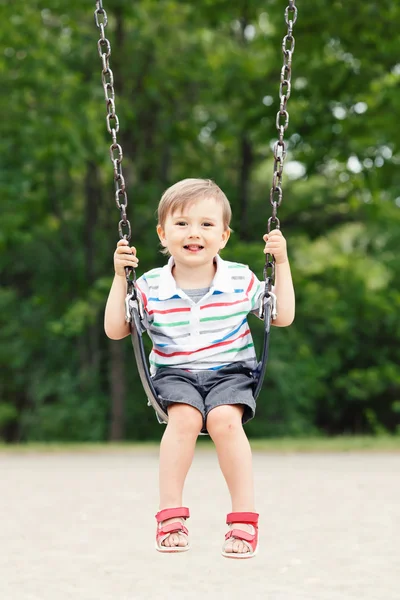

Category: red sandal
[155, 507, 190, 553]
[221, 511, 259, 559]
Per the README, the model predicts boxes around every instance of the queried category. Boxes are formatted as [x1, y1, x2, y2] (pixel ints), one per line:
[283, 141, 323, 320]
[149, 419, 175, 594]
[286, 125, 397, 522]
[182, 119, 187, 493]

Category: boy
[104, 178, 295, 557]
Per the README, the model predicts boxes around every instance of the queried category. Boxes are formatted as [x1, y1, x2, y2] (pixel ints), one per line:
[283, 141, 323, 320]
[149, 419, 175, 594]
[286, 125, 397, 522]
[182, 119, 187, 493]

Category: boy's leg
[158, 403, 203, 547]
[206, 405, 255, 554]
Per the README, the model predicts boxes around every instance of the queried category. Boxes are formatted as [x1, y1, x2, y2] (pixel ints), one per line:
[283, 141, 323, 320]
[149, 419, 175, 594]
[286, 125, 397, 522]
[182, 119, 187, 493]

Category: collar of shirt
[157, 254, 235, 300]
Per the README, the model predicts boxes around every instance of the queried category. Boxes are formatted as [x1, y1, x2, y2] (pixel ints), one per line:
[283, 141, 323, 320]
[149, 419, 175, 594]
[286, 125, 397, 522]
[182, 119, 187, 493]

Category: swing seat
[128, 289, 274, 426]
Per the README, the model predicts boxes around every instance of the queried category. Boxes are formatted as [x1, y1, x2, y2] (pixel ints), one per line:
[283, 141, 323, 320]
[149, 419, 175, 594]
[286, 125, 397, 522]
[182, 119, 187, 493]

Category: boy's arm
[104, 239, 138, 340]
[104, 274, 131, 339]
[272, 259, 295, 327]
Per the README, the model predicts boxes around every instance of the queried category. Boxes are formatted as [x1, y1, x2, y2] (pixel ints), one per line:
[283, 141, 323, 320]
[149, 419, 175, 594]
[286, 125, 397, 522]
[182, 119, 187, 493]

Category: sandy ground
[1, 447, 399, 600]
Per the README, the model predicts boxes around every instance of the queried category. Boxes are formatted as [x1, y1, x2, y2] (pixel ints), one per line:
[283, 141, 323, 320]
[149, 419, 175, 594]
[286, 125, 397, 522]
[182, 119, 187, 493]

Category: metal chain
[264, 1, 298, 288]
[94, 1, 135, 291]
[94, 1, 296, 295]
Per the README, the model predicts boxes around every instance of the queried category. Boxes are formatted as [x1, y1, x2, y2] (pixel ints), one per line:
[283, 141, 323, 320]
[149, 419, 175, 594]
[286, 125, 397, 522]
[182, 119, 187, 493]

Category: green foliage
[1, 0, 399, 441]
[20, 392, 109, 442]
[0, 403, 18, 431]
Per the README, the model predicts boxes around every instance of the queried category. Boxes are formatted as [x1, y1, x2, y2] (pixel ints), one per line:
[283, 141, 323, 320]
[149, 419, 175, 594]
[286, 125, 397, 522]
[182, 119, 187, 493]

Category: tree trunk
[238, 133, 253, 240]
[237, 12, 253, 240]
[108, 339, 126, 440]
[84, 160, 101, 374]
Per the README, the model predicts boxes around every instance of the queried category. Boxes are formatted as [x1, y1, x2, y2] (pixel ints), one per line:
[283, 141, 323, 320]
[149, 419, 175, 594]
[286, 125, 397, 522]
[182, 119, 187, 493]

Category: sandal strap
[155, 506, 190, 522]
[225, 528, 256, 543]
[158, 522, 189, 537]
[226, 511, 259, 525]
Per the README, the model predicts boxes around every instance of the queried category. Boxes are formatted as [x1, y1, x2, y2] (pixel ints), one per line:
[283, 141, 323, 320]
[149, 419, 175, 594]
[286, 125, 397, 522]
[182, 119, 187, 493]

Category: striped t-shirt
[135, 254, 264, 375]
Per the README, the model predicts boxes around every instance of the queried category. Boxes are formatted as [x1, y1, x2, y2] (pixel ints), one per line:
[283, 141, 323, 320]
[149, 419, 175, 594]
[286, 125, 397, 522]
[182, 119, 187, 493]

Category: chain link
[264, 1, 297, 288]
[94, 1, 135, 290]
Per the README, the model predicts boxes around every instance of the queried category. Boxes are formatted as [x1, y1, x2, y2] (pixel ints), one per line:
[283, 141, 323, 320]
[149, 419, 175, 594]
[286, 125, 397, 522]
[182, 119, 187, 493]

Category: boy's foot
[155, 507, 190, 552]
[223, 523, 255, 554]
[159, 517, 189, 548]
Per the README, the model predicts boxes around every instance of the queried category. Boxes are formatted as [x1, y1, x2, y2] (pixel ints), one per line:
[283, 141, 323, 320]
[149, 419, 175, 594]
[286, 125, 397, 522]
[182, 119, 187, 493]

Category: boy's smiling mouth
[184, 244, 204, 252]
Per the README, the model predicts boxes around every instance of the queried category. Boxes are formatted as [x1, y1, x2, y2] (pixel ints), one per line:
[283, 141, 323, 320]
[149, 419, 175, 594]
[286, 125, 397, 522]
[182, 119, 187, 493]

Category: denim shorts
[151, 362, 257, 434]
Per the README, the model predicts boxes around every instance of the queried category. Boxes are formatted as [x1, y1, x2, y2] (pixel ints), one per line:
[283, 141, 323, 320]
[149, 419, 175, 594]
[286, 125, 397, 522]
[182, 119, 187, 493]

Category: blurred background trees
[1, 0, 399, 442]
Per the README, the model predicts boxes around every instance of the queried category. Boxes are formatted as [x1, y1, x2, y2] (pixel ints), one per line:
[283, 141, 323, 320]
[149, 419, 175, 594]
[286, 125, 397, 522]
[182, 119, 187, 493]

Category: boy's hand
[114, 239, 139, 277]
[263, 229, 288, 265]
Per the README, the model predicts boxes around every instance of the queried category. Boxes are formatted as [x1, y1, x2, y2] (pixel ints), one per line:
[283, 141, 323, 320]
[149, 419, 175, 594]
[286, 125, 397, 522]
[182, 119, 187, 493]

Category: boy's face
[157, 196, 230, 268]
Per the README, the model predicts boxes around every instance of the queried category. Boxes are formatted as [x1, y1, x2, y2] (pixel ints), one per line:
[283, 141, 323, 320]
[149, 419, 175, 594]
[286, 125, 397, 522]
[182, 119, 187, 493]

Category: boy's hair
[158, 178, 232, 231]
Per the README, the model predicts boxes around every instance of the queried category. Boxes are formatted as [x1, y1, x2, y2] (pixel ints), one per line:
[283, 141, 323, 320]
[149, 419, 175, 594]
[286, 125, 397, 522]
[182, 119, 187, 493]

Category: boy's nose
[188, 226, 201, 237]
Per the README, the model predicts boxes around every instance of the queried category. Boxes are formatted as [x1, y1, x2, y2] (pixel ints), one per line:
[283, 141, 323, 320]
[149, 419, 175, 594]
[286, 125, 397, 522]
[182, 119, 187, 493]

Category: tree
[1, 0, 399, 441]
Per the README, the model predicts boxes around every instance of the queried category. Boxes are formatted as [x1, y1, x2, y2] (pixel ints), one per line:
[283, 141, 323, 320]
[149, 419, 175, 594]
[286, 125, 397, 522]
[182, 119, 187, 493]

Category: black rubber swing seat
[128, 291, 274, 426]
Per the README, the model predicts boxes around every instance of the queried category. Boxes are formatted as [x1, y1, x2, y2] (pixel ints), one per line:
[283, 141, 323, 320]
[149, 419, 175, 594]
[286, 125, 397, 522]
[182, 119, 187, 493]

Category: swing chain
[263, 0, 297, 297]
[94, 1, 136, 295]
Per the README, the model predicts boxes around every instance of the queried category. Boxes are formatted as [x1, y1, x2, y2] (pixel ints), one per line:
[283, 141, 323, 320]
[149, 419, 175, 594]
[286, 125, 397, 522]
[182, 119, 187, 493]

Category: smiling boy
[104, 178, 295, 557]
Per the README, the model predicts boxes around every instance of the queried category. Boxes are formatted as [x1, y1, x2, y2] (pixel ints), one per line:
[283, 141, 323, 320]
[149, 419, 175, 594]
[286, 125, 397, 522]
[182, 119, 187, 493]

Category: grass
[248, 435, 400, 453]
[0, 436, 400, 453]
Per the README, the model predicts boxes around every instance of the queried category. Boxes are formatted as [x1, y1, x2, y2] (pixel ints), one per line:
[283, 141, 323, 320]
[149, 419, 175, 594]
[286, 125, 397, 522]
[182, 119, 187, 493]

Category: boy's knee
[167, 403, 203, 434]
[206, 404, 244, 438]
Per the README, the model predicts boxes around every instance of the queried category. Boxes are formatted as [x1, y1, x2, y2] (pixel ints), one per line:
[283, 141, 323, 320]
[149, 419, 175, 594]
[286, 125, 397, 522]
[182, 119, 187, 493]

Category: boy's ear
[156, 224, 167, 247]
[220, 228, 231, 249]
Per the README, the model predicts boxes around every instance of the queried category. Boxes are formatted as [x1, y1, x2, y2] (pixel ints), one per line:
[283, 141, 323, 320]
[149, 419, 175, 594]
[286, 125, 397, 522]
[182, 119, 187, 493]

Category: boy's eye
[174, 221, 213, 227]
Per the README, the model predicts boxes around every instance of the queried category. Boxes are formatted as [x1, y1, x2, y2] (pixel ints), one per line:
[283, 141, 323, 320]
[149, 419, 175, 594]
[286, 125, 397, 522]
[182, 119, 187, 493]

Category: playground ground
[1, 444, 399, 600]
